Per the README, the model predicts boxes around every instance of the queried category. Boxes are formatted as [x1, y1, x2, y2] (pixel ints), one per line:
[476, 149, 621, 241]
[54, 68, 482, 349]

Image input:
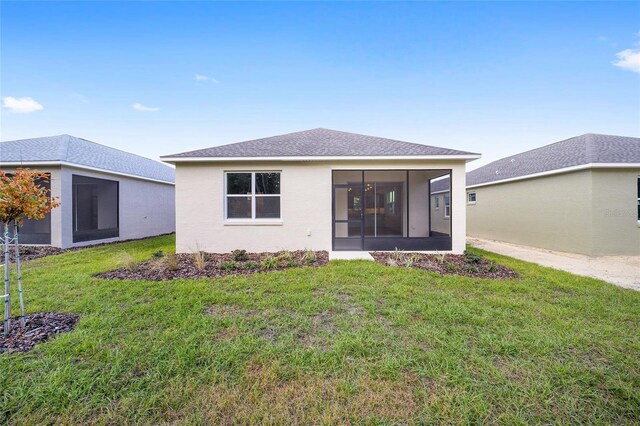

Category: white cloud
[2, 96, 44, 113]
[132, 103, 160, 112]
[195, 74, 219, 84]
[613, 48, 640, 74]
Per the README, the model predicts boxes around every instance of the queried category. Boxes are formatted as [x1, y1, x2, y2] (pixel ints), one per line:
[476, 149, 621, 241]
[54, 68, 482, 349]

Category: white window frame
[224, 171, 282, 224]
[467, 191, 477, 205]
[444, 194, 450, 218]
[435, 196, 440, 209]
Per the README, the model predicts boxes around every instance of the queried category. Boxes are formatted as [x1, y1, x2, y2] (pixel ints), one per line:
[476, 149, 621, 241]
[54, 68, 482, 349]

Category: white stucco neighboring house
[161, 128, 480, 254]
[0, 135, 176, 248]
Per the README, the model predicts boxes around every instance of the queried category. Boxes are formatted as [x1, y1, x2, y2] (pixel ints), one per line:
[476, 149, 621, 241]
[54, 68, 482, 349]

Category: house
[0, 135, 176, 248]
[458, 133, 638, 256]
[429, 177, 451, 235]
[161, 128, 479, 254]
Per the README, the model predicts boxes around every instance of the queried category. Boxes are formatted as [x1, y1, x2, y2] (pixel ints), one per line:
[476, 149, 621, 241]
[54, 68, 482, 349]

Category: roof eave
[161, 154, 482, 164]
[0, 160, 175, 185]
[467, 162, 640, 189]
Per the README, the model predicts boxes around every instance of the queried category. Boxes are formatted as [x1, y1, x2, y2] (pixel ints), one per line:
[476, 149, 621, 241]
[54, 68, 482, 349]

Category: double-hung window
[225, 172, 281, 221]
[435, 196, 440, 209]
[444, 194, 451, 218]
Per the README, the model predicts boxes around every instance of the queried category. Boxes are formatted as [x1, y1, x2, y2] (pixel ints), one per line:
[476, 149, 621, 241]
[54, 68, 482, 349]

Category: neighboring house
[464, 133, 640, 256]
[161, 128, 480, 254]
[429, 178, 451, 235]
[0, 135, 176, 248]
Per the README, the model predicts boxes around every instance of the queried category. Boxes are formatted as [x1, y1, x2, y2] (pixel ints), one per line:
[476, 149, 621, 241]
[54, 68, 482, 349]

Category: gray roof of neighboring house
[0, 135, 175, 183]
[163, 128, 479, 159]
[430, 178, 450, 193]
[467, 133, 640, 187]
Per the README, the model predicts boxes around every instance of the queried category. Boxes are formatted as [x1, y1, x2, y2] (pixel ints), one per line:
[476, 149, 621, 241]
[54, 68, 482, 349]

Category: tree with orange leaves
[1, 169, 60, 336]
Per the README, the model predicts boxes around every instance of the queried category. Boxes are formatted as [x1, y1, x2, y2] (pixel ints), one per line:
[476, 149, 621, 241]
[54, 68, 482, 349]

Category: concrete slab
[329, 251, 374, 261]
[469, 237, 640, 291]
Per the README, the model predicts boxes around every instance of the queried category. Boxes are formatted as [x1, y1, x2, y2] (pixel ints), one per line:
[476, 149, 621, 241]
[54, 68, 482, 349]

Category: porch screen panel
[18, 175, 52, 244]
[72, 175, 119, 242]
[363, 171, 406, 238]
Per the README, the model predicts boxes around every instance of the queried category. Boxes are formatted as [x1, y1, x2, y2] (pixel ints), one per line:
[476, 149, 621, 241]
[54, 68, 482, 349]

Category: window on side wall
[435, 196, 439, 209]
[444, 194, 450, 218]
[637, 176, 639, 223]
[467, 191, 477, 204]
[225, 172, 281, 221]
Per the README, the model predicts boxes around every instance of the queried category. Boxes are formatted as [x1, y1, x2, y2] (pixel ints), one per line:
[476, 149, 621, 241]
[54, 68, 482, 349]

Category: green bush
[260, 256, 278, 270]
[232, 249, 248, 262]
[244, 261, 259, 270]
[218, 261, 237, 273]
[464, 251, 483, 265]
[151, 250, 165, 259]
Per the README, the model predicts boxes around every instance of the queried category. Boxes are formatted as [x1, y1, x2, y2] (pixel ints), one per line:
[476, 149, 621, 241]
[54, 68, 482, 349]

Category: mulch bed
[0, 312, 79, 354]
[2, 246, 68, 263]
[95, 250, 330, 281]
[371, 251, 519, 279]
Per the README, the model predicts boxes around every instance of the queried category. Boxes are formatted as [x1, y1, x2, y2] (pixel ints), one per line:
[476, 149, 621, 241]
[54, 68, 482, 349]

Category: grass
[1, 234, 638, 424]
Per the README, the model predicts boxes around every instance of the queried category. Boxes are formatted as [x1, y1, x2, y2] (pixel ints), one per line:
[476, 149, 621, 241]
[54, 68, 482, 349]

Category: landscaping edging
[96, 250, 330, 281]
[371, 251, 519, 279]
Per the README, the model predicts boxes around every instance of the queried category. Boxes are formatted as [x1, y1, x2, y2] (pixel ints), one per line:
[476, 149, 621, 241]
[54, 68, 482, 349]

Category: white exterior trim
[431, 189, 449, 195]
[162, 154, 481, 163]
[467, 163, 640, 189]
[0, 160, 175, 185]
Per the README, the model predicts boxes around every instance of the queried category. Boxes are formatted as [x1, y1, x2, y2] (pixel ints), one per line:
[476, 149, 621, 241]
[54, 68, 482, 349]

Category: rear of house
[162, 128, 480, 254]
[0, 135, 176, 248]
[466, 134, 640, 256]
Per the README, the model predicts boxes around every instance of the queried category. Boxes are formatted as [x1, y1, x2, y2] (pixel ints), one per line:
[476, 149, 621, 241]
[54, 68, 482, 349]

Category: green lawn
[1, 235, 639, 425]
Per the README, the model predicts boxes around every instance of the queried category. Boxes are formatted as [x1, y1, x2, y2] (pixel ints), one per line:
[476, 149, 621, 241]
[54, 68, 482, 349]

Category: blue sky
[1, 1, 638, 169]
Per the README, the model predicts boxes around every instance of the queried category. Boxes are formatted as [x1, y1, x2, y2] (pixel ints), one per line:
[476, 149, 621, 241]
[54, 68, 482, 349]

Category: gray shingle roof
[468, 133, 639, 186]
[0, 135, 175, 183]
[163, 128, 479, 159]
[430, 178, 450, 193]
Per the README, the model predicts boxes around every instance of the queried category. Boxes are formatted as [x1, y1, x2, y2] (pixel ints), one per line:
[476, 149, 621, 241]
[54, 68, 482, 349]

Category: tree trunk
[14, 221, 26, 327]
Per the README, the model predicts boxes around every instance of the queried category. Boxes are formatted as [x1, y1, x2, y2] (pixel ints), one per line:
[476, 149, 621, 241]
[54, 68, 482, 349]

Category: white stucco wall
[60, 166, 176, 248]
[174, 160, 468, 254]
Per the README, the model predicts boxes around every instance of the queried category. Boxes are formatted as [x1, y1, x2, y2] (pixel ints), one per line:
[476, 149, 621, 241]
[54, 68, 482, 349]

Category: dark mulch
[0, 312, 79, 354]
[3, 246, 68, 263]
[95, 250, 330, 281]
[371, 251, 519, 279]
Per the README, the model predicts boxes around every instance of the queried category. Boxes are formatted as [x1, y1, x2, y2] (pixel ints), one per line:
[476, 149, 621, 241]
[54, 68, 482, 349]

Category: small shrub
[444, 261, 457, 272]
[117, 252, 139, 272]
[244, 261, 259, 270]
[404, 253, 422, 268]
[218, 261, 237, 273]
[19, 246, 35, 255]
[164, 254, 179, 271]
[232, 249, 248, 262]
[260, 256, 278, 270]
[193, 251, 207, 271]
[390, 248, 405, 264]
[435, 250, 446, 264]
[151, 250, 165, 259]
[488, 262, 498, 273]
[302, 249, 316, 265]
[464, 264, 480, 274]
[464, 251, 483, 265]
[276, 251, 293, 262]
[386, 258, 398, 267]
